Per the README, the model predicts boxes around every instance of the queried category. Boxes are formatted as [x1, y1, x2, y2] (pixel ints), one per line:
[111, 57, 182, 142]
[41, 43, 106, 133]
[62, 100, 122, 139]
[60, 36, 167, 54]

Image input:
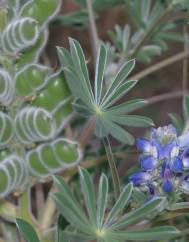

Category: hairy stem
[40, 192, 56, 230]
[78, 116, 96, 148]
[18, 187, 42, 240]
[182, 25, 188, 96]
[131, 51, 189, 81]
[86, 0, 99, 61]
[36, 183, 45, 220]
[102, 137, 120, 199]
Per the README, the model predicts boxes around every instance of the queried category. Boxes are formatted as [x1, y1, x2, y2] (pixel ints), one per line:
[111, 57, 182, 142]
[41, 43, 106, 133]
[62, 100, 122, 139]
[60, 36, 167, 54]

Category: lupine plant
[0, 0, 188, 242]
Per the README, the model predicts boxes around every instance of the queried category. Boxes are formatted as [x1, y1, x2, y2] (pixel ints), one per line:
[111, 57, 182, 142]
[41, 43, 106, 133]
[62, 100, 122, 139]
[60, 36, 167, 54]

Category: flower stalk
[103, 137, 120, 199]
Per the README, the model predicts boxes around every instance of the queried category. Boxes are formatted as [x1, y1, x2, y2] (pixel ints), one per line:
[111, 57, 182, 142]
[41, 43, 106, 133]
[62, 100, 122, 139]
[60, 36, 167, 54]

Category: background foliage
[0, 0, 189, 242]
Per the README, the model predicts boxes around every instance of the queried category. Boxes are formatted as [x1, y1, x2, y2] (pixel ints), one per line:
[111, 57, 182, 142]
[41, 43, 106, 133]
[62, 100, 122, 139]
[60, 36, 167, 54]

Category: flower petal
[140, 155, 157, 171]
[156, 141, 177, 160]
[136, 138, 152, 153]
[129, 172, 151, 186]
[182, 148, 189, 170]
[179, 131, 189, 148]
[170, 157, 183, 173]
[162, 179, 173, 193]
[180, 180, 189, 194]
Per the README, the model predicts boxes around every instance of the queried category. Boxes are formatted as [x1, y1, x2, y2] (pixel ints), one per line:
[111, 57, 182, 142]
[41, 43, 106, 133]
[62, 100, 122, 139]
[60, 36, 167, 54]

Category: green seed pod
[1, 17, 39, 55]
[0, 7, 8, 32]
[14, 107, 56, 145]
[20, 0, 61, 27]
[16, 64, 51, 97]
[32, 74, 71, 111]
[32, 74, 73, 133]
[0, 155, 28, 197]
[0, 69, 15, 106]
[16, 28, 48, 68]
[0, 149, 11, 161]
[27, 138, 82, 178]
[0, 112, 13, 147]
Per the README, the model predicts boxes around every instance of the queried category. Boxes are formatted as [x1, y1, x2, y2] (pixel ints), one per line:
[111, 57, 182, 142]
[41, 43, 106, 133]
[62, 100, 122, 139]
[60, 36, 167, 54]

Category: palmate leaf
[58, 39, 153, 144]
[53, 169, 180, 242]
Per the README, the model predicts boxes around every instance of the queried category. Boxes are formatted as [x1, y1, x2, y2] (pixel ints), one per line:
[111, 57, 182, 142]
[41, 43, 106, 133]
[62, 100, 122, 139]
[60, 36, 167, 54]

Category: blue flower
[150, 125, 178, 160]
[129, 171, 151, 185]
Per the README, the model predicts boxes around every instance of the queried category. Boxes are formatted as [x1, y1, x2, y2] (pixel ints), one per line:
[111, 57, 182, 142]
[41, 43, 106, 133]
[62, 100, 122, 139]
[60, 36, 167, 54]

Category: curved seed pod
[14, 107, 56, 144]
[20, 0, 61, 27]
[16, 64, 51, 97]
[0, 112, 13, 147]
[1, 17, 39, 55]
[0, 69, 15, 106]
[27, 138, 82, 178]
[0, 155, 28, 197]
[32, 74, 73, 133]
[16, 28, 49, 69]
[32, 74, 71, 111]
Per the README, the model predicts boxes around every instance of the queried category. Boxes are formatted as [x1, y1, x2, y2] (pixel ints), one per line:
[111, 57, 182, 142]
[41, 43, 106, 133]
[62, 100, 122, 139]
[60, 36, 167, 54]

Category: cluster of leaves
[108, 0, 189, 63]
[54, 0, 189, 65]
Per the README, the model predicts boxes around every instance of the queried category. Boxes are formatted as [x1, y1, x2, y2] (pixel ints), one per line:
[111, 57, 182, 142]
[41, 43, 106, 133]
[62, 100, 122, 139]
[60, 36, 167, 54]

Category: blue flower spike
[130, 124, 189, 197]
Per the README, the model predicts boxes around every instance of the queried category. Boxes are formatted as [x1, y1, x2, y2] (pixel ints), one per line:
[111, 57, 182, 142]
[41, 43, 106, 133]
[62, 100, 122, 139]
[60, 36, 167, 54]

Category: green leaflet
[183, 95, 189, 120]
[102, 80, 138, 108]
[96, 174, 109, 228]
[106, 99, 147, 114]
[169, 113, 184, 134]
[101, 59, 135, 104]
[112, 197, 166, 229]
[105, 114, 154, 127]
[95, 43, 107, 105]
[79, 168, 97, 226]
[16, 219, 40, 242]
[105, 183, 133, 225]
[106, 226, 180, 241]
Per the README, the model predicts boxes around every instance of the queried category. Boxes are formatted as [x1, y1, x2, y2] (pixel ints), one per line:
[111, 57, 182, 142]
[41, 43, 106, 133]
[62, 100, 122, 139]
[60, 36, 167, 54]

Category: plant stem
[18, 188, 34, 224]
[86, 0, 99, 61]
[147, 91, 185, 105]
[40, 193, 56, 230]
[36, 183, 45, 220]
[78, 116, 96, 148]
[18, 187, 43, 240]
[182, 25, 188, 96]
[130, 51, 189, 81]
[102, 137, 120, 199]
